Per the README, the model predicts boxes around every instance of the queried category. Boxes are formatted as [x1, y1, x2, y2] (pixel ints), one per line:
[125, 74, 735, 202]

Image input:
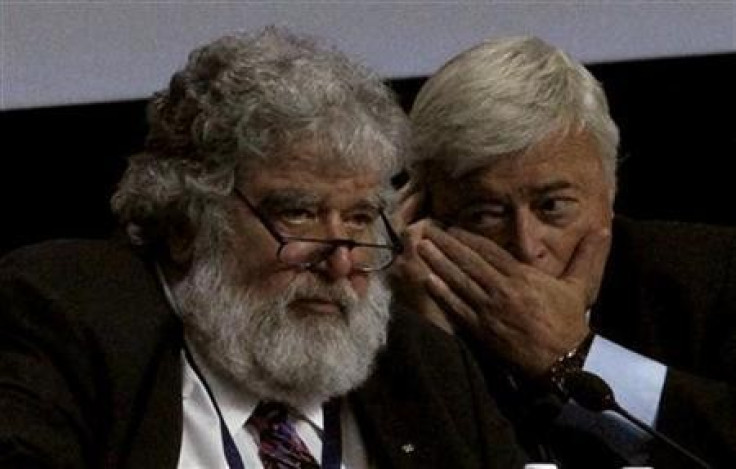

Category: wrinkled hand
[416, 225, 610, 378]
[389, 219, 455, 334]
[391, 179, 424, 232]
[389, 181, 456, 333]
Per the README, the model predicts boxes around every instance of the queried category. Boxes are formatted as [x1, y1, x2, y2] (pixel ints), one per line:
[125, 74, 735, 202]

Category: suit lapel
[349, 373, 431, 468]
[593, 217, 645, 345]
[121, 326, 184, 468]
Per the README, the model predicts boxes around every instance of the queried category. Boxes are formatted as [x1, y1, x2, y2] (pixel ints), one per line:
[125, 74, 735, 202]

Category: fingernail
[426, 273, 446, 289]
[417, 240, 431, 255]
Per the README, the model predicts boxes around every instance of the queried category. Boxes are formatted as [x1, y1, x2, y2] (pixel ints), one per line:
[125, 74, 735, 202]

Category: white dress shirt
[550, 306, 668, 464]
[584, 335, 667, 427]
[177, 348, 371, 469]
[552, 334, 668, 463]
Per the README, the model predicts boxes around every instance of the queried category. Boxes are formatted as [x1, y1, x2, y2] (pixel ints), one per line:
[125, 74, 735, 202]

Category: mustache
[285, 276, 360, 312]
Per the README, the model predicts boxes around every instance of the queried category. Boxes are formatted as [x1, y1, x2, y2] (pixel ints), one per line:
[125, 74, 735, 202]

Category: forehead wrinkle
[258, 190, 320, 209]
[257, 188, 385, 212]
[527, 180, 577, 197]
[355, 193, 385, 209]
[442, 172, 581, 209]
[241, 156, 387, 214]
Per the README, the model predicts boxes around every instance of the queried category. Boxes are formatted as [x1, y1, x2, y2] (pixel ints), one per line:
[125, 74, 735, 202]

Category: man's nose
[320, 216, 355, 279]
[322, 245, 354, 279]
[505, 210, 547, 266]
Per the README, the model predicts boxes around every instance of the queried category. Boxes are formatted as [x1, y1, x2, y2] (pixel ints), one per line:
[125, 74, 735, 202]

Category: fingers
[392, 180, 425, 231]
[446, 226, 520, 277]
[420, 301, 456, 335]
[397, 222, 518, 341]
[389, 221, 432, 288]
[394, 221, 493, 335]
[397, 219, 436, 264]
[389, 219, 456, 334]
[421, 225, 510, 294]
[562, 227, 611, 304]
[424, 271, 480, 332]
[425, 268, 515, 358]
[418, 238, 494, 308]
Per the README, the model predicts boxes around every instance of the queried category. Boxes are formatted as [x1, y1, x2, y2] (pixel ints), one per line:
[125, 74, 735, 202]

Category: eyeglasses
[233, 188, 404, 272]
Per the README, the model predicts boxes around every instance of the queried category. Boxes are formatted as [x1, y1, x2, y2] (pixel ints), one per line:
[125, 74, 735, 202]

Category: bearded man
[0, 28, 525, 468]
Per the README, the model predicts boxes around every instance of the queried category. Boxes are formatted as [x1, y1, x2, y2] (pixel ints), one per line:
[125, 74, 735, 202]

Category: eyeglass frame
[232, 188, 404, 272]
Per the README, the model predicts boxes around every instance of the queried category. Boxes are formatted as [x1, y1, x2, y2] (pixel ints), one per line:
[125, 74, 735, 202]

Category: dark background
[2, 52, 734, 255]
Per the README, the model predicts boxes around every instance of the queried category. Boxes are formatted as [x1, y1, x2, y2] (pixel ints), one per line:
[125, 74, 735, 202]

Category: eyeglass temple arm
[380, 212, 404, 254]
[233, 189, 288, 244]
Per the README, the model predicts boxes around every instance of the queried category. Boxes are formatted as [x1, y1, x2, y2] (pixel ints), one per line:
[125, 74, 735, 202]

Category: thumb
[392, 186, 425, 231]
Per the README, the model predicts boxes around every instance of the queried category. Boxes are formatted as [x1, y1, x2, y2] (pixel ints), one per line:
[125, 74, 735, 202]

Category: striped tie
[248, 401, 320, 469]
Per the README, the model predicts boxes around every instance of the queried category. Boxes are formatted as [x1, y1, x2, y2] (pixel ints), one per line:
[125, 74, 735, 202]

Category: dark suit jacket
[492, 217, 736, 468]
[0, 239, 525, 468]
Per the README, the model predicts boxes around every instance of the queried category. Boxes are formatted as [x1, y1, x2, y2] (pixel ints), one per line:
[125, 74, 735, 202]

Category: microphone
[562, 370, 712, 469]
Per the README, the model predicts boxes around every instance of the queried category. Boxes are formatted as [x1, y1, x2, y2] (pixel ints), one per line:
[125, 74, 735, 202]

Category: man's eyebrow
[456, 191, 507, 206]
[257, 191, 384, 211]
[529, 180, 576, 196]
[454, 181, 577, 206]
[257, 191, 319, 211]
[352, 195, 384, 212]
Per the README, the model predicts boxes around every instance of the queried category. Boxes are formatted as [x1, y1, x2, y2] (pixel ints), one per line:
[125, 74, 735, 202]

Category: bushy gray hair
[111, 27, 409, 249]
[410, 36, 619, 187]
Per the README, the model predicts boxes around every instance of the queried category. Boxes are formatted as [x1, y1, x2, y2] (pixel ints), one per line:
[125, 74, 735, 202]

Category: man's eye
[276, 208, 317, 225]
[345, 211, 378, 229]
[458, 206, 507, 228]
[538, 198, 577, 218]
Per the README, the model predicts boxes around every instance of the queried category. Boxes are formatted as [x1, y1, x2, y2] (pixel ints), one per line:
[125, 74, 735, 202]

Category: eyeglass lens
[279, 240, 395, 271]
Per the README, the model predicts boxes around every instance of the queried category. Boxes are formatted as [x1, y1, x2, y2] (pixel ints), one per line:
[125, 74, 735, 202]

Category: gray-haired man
[396, 36, 736, 468]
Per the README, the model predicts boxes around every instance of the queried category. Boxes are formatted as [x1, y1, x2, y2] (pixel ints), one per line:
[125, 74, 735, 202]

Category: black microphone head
[564, 371, 713, 468]
[564, 370, 617, 413]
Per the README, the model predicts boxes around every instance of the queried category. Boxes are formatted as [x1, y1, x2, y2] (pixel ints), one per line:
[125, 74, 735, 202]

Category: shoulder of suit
[0, 238, 176, 333]
[612, 216, 736, 291]
[1, 238, 149, 283]
[384, 303, 471, 364]
[614, 216, 735, 259]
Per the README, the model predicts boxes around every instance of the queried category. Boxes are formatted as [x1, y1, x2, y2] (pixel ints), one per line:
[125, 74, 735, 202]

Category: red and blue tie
[248, 401, 320, 469]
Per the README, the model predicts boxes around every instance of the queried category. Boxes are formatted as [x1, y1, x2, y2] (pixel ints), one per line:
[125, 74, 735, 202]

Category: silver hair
[111, 26, 409, 249]
[410, 36, 619, 188]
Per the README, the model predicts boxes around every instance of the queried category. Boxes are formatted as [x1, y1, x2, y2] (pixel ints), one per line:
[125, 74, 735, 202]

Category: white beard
[171, 250, 391, 407]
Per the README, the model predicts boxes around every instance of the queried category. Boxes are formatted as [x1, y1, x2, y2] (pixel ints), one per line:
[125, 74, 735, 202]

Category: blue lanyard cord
[322, 398, 342, 469]
[183, 345, 245, 469]
[183, 345, 342, 469]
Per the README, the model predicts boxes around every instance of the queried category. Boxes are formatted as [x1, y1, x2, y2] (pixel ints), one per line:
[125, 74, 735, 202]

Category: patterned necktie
[248, 401, 320, 469]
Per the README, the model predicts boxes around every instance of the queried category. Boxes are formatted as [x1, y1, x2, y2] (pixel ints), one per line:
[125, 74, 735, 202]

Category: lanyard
[322, 398, 342, 469]
[184, 346, 342, 469]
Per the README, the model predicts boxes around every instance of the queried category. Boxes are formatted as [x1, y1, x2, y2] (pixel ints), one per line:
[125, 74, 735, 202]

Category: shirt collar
[182, 344, 324, 436]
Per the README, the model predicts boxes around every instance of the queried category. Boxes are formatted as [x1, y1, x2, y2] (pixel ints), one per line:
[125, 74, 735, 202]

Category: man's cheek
[348, 274, 371, 298]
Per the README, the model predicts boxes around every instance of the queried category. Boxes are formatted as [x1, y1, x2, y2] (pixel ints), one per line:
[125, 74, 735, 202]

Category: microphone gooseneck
[562, 371, 712, 469]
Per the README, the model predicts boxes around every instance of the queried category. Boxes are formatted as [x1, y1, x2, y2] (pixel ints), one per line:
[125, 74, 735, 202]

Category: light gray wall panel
[2, 1, 734, 109]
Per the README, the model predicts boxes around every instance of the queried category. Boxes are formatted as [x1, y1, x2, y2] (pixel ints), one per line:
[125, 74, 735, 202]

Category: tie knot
[247, 401, 320, 468]
[249, 401, 290, 433]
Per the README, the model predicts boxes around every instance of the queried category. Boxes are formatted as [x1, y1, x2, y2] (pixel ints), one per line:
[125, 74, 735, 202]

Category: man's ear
[165, 220, 197, 268]
[168, 236, 194, 266]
